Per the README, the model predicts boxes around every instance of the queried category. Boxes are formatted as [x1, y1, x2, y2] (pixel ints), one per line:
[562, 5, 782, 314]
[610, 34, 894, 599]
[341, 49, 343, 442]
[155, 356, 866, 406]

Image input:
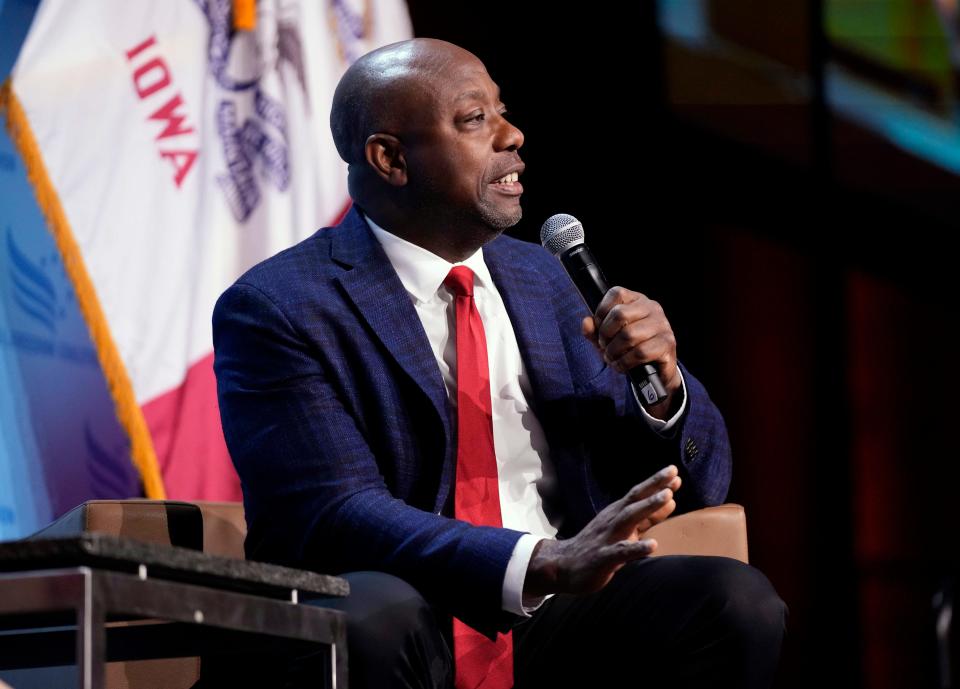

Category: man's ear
[364, 133, 407, 186]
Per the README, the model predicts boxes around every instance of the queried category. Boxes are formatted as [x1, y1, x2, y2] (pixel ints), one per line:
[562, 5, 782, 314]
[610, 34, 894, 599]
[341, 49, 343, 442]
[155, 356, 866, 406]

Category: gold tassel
[233, 0, 256, 31]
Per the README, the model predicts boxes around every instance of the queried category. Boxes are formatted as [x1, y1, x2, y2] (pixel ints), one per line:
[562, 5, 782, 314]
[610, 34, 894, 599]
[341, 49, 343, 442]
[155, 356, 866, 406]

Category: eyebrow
[454, 88, 502, 103]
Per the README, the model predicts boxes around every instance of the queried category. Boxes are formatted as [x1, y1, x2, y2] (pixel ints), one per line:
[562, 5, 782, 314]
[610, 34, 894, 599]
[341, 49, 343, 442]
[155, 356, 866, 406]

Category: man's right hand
[523, 465, 681, 597]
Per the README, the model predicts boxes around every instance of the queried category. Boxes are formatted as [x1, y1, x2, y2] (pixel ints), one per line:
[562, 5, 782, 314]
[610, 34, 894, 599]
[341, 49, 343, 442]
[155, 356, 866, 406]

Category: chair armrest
[644, 504, 749, 564]
[28, 499, 247, 559]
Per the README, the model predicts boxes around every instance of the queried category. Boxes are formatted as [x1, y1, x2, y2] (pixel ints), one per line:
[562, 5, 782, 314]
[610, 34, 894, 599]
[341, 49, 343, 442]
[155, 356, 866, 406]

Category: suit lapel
[330, 216, 574, 513]
[484, 237, 575, 405]
[331, 208, 452, 445]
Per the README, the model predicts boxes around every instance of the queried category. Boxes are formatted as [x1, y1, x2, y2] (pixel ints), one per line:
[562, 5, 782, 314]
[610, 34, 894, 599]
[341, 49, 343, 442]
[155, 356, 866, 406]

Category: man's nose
[495, 115, 524, 151]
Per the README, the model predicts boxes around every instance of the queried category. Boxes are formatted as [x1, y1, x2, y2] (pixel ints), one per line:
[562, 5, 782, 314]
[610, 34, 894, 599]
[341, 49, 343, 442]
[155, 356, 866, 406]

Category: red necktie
[444, 266, 513, 689]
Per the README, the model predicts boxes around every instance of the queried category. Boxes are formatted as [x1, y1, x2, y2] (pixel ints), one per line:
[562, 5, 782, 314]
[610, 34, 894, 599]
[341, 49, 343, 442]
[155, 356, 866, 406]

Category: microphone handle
[560, 245, 668, 407]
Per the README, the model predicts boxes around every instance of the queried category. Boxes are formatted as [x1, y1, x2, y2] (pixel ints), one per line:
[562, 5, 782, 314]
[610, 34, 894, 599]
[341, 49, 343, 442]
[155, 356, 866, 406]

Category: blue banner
[0, 0, 141, 542]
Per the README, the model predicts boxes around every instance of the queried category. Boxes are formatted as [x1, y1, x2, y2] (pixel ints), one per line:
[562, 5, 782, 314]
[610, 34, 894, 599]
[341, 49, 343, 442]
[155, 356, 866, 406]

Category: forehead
[423, 53, 501, 108]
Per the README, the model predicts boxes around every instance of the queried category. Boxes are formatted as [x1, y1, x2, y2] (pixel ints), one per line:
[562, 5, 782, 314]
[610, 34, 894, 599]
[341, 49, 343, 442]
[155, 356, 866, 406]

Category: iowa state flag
[2, 0, 412, 499]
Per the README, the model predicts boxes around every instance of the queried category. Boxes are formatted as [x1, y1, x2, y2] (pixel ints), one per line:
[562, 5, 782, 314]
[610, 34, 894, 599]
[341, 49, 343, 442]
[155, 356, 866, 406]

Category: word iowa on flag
[126, 34, 199, 189]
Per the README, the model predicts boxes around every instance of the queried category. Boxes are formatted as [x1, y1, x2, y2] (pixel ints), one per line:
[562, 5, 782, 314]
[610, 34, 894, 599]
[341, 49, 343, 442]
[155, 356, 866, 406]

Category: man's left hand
[581, 286, 682, 420]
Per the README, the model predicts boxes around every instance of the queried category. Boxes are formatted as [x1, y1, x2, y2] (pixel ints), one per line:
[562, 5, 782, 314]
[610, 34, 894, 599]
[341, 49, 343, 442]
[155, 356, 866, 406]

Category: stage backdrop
[0, 0, 411, 537]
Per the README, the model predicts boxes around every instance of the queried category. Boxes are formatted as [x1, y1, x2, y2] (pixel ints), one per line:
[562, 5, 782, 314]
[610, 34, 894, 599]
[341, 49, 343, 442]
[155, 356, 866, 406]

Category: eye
[465, 111, 485, 123]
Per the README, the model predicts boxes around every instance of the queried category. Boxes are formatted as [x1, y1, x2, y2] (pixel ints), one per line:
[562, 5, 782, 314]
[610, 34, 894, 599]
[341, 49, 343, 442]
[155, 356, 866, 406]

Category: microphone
[540, 213, 668, 407]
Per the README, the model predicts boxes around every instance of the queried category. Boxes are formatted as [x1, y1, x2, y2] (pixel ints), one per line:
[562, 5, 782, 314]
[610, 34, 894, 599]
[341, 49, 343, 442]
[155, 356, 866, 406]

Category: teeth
[495, 171, 519, 184]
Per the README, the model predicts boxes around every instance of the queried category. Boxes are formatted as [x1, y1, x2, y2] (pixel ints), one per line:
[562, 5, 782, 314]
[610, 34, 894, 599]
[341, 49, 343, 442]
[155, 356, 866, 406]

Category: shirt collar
[365, 213, 494, 303]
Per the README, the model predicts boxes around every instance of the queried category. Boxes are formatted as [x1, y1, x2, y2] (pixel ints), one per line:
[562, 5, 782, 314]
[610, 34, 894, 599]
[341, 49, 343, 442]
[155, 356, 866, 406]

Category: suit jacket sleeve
[530, 243, 731, 519]
[622, 362, 732, 511]
[213, 281, 524, 635]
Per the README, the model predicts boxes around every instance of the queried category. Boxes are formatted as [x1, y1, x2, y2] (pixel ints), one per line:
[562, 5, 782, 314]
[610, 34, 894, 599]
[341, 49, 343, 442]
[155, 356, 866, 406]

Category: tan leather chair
[646, 503, 749, 563]
[25, 500, 748, 688]
[28, 500, 247, 689]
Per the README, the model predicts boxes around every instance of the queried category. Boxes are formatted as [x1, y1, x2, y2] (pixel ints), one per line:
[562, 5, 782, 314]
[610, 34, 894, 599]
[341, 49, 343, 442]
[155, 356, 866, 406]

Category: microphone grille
[540, 213, 584, 256]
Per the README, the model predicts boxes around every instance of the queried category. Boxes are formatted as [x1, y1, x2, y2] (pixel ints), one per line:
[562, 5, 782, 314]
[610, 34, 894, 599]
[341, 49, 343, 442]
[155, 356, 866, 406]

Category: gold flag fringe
[0, 79, 166, 499]
[233, 0, 256, 31]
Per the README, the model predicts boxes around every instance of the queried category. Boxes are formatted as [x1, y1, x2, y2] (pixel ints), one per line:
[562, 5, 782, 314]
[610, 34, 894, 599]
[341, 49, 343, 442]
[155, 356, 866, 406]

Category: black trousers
[196, 554, 785, 688]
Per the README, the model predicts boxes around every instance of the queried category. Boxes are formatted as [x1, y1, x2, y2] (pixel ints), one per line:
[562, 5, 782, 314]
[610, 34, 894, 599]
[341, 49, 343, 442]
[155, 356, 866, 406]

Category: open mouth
[489, 170, 523, 195]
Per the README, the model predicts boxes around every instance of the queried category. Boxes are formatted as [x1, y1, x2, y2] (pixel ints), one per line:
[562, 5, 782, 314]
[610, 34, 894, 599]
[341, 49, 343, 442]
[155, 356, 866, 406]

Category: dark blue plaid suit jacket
[213, 206, 731, 635]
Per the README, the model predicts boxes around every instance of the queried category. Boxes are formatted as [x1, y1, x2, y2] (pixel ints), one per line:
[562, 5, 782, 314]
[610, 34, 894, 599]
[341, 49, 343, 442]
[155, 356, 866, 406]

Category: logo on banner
[6, 227, 60, 335]
[2, 227, 97, 365]
[327, 0, 376, 65]
[196, 0, 310, 223]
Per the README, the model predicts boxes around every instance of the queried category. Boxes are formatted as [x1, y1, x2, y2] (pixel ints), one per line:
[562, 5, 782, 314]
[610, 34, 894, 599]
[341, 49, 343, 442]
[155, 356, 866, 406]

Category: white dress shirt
[366, 216, 686, 615]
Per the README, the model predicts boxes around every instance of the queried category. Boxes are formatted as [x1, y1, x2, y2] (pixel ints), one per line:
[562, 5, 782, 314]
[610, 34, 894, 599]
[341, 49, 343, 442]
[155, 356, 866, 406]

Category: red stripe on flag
[331, 198, 353, 226]
[141, 351, 242, 500]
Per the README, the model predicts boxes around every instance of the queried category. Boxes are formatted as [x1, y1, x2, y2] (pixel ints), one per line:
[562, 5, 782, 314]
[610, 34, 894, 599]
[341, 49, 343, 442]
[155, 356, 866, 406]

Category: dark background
[405, 2, 960, 688]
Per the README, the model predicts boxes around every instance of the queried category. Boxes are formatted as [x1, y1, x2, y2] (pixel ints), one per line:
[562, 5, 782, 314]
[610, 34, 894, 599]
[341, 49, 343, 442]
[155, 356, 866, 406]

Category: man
[210, 38, 785, 688]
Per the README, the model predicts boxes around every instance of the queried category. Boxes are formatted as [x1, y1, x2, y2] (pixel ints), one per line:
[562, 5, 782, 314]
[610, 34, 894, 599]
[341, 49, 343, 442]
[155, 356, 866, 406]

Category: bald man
[207, 38, 785, 688]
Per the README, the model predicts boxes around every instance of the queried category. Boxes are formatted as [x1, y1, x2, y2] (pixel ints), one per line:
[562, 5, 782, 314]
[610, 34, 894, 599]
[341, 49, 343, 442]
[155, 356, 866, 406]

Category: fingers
[557, 467, 680, 594]
[554, 469, 681, 595]
[581, 315, 595, 338]
[598, 538, 658, 566]
[612, 468, 680, 535]
[602, 320, 662, 359]
[581, 316, 601, 352]
[595, 287, 649, 348]
[592, 288, 677, 380]
[615, 488, 676, 531]
[595, 286, 640, 326]
[636, 496, 678, 532]
[622, 465, 679, 504]
[603, 324, 677, 377]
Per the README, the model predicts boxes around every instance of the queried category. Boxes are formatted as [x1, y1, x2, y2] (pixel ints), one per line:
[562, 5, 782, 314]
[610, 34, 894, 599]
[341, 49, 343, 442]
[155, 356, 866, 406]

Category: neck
[359, 204, 499, 264]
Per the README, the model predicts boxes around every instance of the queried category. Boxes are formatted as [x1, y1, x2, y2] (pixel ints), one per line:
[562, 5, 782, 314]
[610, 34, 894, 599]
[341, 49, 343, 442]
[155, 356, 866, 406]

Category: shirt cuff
[634, 366, 687, 435]
[502, 534, 551, 616]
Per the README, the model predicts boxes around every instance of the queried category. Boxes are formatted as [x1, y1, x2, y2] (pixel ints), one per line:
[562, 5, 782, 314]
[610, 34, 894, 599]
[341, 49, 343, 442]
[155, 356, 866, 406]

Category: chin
[481, 205, 522, 231]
